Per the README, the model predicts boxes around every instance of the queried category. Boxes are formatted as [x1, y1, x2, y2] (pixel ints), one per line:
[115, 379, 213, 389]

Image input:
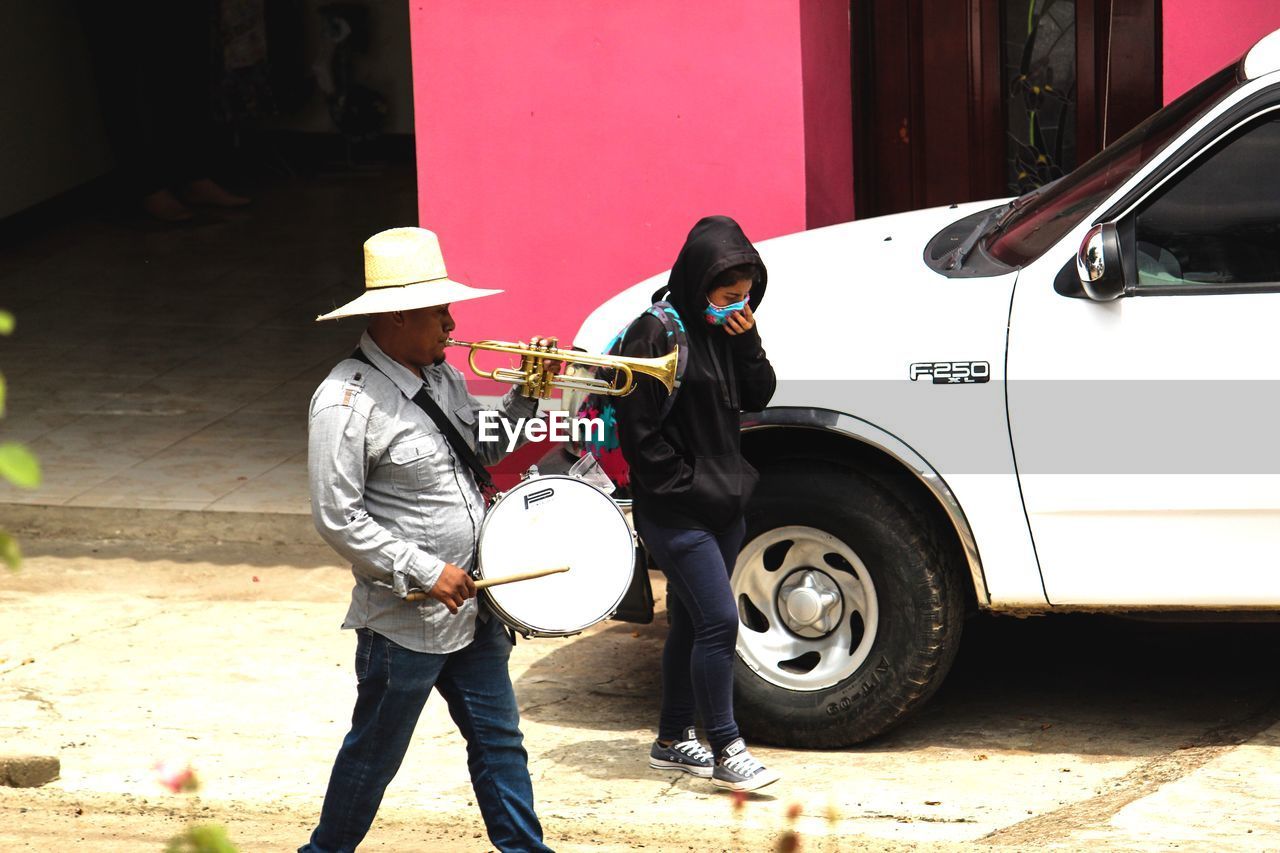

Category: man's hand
[529, 334, 563, 376]
[426, 563, 477, 614]
[724, 302, 756, 336]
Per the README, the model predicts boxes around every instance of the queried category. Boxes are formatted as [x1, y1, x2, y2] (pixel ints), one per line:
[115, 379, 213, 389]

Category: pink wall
[800, 0, 854, 228]
[1163, 1, 1280, 103]
[408, 2, 816, 352]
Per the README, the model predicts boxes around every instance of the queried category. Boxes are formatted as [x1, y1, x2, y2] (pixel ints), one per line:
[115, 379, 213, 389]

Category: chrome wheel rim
[733, 525, 879, 691]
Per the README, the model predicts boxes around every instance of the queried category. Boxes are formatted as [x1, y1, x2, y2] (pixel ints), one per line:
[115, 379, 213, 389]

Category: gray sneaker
[712, 738, 780, 792]
[648, 727, 714, 777]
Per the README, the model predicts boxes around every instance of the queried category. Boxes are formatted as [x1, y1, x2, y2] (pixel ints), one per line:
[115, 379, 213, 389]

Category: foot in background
[183, 178, 251, 208]
[141, 189, 194, 222]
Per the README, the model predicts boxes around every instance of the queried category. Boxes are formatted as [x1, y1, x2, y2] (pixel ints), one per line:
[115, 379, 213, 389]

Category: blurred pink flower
[154, 759, 200, 794]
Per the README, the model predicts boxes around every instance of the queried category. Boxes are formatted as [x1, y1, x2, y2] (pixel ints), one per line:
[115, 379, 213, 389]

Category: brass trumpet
[447, 337, 677, 399]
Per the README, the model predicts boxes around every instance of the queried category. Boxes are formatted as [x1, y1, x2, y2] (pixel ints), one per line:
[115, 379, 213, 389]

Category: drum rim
[478, 474, 633, 637]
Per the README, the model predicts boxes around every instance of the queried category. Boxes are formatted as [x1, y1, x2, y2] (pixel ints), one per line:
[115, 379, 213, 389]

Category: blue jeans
[300, 618, 551, 853]
[635, 514, 746, 756]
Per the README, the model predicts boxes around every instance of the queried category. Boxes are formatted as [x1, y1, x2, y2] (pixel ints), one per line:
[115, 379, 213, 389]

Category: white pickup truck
[575, 30, 1280, 747]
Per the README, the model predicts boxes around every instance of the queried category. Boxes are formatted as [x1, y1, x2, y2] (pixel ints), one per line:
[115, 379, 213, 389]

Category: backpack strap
[642, 300, 687, 420]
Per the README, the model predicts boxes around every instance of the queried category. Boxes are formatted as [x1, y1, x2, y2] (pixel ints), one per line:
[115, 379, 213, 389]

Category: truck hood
[575, 200, 1019, 383]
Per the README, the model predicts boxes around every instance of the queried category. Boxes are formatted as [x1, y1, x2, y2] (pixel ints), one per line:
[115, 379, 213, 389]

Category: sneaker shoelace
[673, 739, 713, 763]
[721, 749, 764, 776]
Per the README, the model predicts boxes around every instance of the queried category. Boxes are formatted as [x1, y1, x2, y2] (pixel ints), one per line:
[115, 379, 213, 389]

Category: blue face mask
[704, 298, 748, 326]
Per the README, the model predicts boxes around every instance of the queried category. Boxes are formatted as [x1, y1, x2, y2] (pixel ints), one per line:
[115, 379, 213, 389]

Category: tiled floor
[0, 162, 418, 515]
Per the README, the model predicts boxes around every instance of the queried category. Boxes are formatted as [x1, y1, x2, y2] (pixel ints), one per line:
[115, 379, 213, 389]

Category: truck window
[1133, 113, 1280, 288]
[985, 65, 1237, 268]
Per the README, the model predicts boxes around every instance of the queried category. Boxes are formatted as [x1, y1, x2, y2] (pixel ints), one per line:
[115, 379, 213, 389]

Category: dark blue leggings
[635, 513, 746, 755]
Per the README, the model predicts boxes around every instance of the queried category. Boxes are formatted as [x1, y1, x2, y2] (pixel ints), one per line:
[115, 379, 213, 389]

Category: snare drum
[478, 474, 635, 637]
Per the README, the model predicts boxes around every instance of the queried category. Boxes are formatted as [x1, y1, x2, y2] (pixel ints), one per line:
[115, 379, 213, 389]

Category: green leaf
[0, 310, 12, 335]
[0, 443, 41, 488]
[164, 824, 239, 853]
[0, 532, 20, 571]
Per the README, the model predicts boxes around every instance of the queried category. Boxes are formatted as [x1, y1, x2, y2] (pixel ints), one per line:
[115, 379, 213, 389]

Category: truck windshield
[985, 65, 1239, 268]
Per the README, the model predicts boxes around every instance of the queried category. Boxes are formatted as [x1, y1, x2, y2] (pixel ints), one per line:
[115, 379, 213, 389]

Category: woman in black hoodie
[616, 216, 780, 792]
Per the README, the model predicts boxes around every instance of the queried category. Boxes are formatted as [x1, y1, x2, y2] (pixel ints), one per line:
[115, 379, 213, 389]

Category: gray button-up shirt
[308, 332, 538, 653]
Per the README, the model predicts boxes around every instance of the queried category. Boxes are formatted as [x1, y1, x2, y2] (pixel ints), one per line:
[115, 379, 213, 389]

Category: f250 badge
[909, 361, 991, 384]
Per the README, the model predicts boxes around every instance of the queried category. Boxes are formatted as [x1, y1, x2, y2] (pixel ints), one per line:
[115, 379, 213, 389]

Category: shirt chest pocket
[387, 434, 441, 489]
[452, 404, 476, 435]
[446, 405, 480, 454]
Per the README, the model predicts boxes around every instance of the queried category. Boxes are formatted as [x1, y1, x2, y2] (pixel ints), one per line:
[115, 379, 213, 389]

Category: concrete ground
[3, 168, 1280, 850]
[2, 513, 1280, 852]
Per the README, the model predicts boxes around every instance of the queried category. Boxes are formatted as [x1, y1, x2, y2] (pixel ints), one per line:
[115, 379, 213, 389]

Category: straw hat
[315, 227, 501, 321]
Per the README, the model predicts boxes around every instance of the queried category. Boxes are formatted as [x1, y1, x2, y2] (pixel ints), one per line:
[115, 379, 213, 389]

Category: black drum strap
[350, 349, 497, 497]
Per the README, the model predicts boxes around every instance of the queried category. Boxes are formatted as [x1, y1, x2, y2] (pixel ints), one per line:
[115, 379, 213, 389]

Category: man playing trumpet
[301, 226, 553, 853]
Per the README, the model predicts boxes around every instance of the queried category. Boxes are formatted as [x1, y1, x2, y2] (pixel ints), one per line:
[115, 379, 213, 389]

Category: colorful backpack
[579, 300, 689, 489]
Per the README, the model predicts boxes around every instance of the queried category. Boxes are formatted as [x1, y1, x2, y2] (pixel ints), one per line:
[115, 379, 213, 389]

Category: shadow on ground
[519, 611, 1280, 761]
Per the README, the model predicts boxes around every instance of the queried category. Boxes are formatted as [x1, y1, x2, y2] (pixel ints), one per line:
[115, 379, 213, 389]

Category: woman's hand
[723, 302, 756, 335]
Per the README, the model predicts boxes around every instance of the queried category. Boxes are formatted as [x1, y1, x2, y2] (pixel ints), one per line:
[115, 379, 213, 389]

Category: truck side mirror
[1076, 223, 1126, 301]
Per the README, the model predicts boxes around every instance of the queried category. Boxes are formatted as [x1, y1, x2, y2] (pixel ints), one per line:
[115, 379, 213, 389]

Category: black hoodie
[616, 216, 777, 532]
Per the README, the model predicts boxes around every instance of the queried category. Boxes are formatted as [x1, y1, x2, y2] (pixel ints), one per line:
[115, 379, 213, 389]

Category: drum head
[479, 475, 634, 636]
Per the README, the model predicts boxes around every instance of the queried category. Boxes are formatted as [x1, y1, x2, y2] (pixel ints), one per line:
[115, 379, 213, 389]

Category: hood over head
[651, 215, 767, 330]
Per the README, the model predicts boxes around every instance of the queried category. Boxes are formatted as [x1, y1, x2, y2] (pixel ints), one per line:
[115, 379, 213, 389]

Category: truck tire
[732, 461, 964, 747]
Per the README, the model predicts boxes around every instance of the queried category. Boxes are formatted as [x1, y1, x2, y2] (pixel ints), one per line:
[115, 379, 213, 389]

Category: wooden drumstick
[476, 565, 570, 589]
[406, 566, 570, 601]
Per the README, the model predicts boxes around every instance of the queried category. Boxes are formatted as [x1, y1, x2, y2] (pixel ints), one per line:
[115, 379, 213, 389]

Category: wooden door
[852, 0, 1160, 218]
